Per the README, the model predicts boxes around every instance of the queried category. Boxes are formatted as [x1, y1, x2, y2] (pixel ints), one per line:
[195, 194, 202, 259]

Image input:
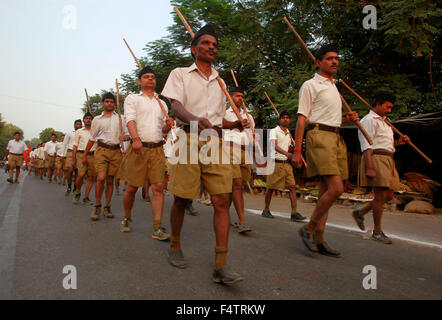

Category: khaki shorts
[305, 128, 348, 179]
[8, 154, 23, 168]
[76, 152, 97, 177]
[63, 150, 73, 170]
[169, 132, 232, 199]
[45, 155, 56, 169]
[37, 159, 45, 169]
[94, 146, 122, 177]
[266, 162, 296, 190]
[361, 153, 400, 190]
[55, 156, 63, 169]
[230, 147, 251, 182]
[119, 144, 165, 187]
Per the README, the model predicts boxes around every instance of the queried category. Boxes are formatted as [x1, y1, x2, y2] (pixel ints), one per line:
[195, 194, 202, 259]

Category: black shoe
[317, 242, 341, 258]
[298, 225, 317, 252]
[261, 210, 274, 219]
[168, 249, 187, 269]
[213, 266, 245, 285]
[7, 178, 13, 184]
[65, 187, 71, 196]
[352, 210, 365, 231]
[291, 212, 306, 222]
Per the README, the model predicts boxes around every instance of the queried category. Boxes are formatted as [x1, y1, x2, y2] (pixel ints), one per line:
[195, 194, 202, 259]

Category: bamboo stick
[283, 16, 373, 145]
[84, 88, 92, 114]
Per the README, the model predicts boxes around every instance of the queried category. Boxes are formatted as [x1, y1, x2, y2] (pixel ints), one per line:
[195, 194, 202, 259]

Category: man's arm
[170, 99, 213, 131]
[394, 135, 410, 146]
[342, 111, 360, 124]
[292, 114, 307, 168]
[127, 120, 144, 155]
[362, 149, 376, 180]
[274, 140, 293, 159]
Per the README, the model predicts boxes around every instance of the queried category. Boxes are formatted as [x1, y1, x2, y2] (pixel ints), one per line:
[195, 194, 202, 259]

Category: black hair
[229, 86, 244, 95]
[279, 111, 290, 119]
[102, 92, 116, 102]
[14, 131, 20, 135]
[83, 112, 93, 120]
[51, 133, 57, 137]
[74, 119, 82, 126]
[315, 44, 338, 61]
[373, 92, 396, 107]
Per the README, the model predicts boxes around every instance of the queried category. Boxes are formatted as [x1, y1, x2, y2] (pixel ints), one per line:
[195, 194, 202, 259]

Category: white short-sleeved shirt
[124, 92, 167, 143]
[90, 112, 128, 145]
[269, 126, 292, 161]
[7, 139, 27, 154]
[62, 130, 76, 152]
[37, 147, 46, 160]
[223, 106, 255, 146]
[44, 141, 57, 156]
[74, 128, 96, 151]
[55, 142, 65, 156]
[298, 73, 342, 127]
[161, 63, 226, 127]
[359, 110, 395, 153]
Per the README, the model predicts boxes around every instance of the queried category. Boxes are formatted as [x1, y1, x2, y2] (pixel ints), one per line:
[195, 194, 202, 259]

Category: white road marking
[246, 208, 442, 250]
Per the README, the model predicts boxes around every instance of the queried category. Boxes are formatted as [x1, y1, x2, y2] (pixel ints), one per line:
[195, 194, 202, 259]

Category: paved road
[1, 171, 441, 300]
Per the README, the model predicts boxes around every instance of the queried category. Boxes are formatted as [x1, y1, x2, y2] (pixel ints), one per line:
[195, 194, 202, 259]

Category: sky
[0, 0, 174, 140]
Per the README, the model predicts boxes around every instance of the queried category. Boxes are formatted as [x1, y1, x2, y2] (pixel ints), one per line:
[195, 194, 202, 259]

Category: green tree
[39, 128, 64, 143]
[25, 138, 42, 149]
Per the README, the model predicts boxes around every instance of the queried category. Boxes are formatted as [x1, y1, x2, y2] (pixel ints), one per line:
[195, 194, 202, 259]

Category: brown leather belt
[275, 159, 290, 164]
[308, 123, 340, 134]
[97, 140, 120, 150]
[130, 140, 165, 148]
[48, 154, 56, 157]
[10, 153, 23, 156]
[373, 149, 394, 157]
[181, 125, 222, 137]
[67, 149, 73, 152]
[77, 150, 95, 156]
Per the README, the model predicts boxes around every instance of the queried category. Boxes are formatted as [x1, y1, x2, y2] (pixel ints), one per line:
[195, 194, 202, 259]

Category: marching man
[62, 119, 83, 195]
[261, 111, 306, 222]
[119, 66, 173, 241]
[352, 92, 410, 244]
[5, 131, 29, 183]
[83, 93, 130, 221]
[293, 45, 359, 258]
[162, 25, 244, 284]
[72, 113, 96, 205]
[44, 133, 58, 183]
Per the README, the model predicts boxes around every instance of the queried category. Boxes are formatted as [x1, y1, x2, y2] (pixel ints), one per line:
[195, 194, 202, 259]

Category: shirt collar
[187, 63, 219, 81]
[369, 109, 386, 120]
[314, 73, 336, 85]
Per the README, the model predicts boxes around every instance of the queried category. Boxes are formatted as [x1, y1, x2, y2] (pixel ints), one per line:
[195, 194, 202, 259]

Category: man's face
[75, 121, 82, 130]
[375, 101, 394, 117]
[280, 115, 291, 127]
[102, 98, 115, 112]
[61, 136, 65, 142]
[192, 34, 218, 64]
[51, 135, 56, 142]
[83, 116, 93, 127]
[14, 133, 20, 141]
[316, 51, 339, 75]
[137, 73, 156, 90]
[231, 92, 244, 107]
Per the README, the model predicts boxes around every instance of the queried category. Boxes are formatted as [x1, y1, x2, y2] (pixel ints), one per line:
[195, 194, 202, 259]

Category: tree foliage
[92, 0, 441, 128]
[39, 128, 64, 143]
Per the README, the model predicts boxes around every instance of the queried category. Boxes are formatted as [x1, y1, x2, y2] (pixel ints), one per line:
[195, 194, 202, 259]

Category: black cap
[191, 24, 218, 47]
[315, 44, 338, 61]
[138, 66, 155, 79]
[229, 86, 244, 95]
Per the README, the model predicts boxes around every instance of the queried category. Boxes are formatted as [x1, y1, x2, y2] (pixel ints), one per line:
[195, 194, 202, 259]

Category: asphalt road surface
[1, 171, 441, 300]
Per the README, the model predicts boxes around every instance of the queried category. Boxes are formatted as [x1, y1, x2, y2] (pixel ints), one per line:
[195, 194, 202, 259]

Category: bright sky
[0, 0, 174, 140]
